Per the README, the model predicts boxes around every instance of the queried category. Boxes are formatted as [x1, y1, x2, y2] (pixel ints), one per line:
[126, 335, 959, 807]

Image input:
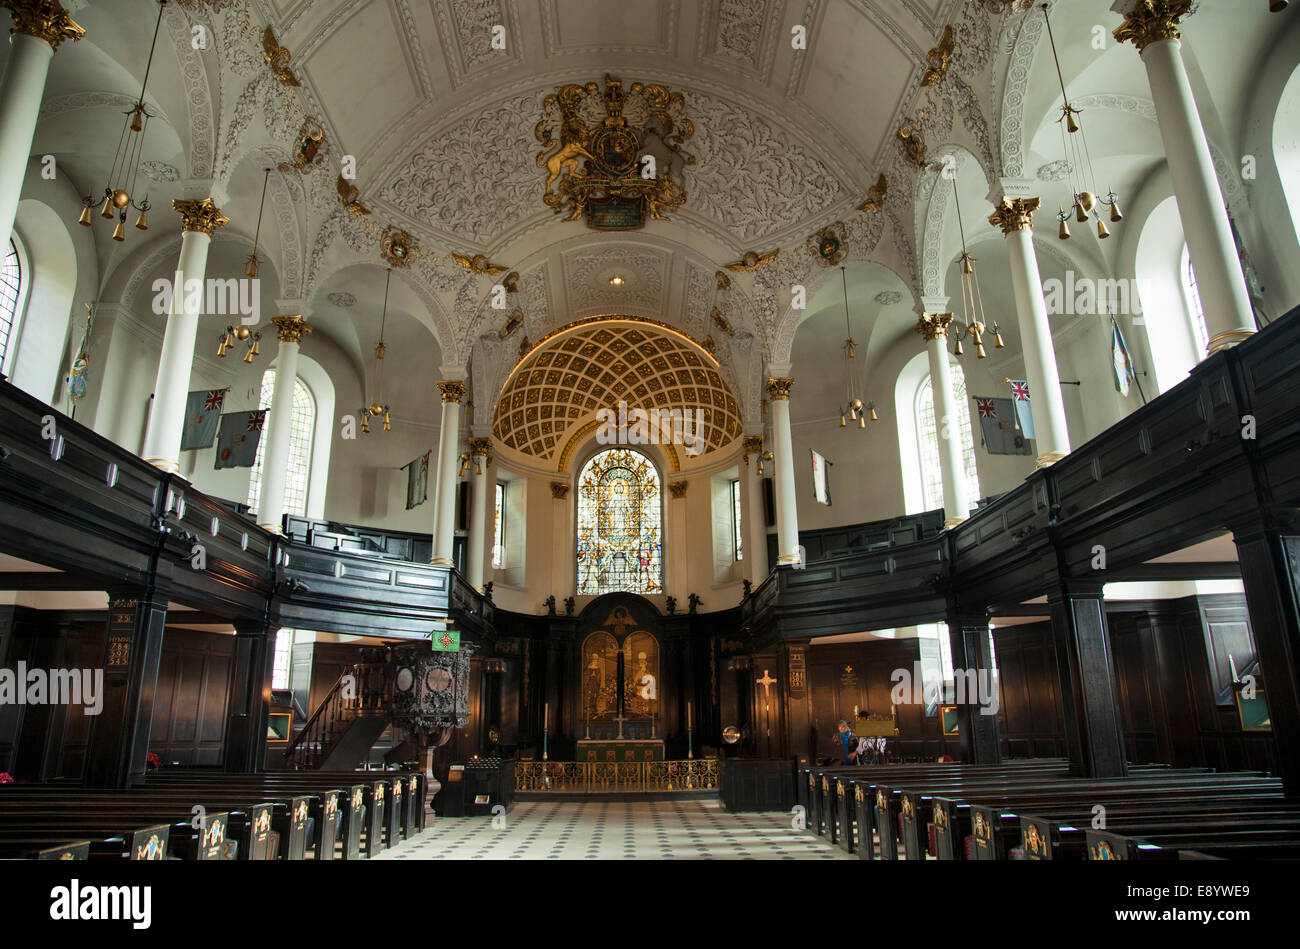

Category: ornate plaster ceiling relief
[432, 0, 521, 88]
[492, 320, 742, 463]
[563, 246, 669, 317]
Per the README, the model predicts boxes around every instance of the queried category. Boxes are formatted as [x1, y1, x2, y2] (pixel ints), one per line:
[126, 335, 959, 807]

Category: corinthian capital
[270, 315, 312, 345]
[914, 312, 955, 342]
[1113, 0, 1194, 53]
[988, 197, 1041, 235]
[765, 378, 794, 401]
[3, 0, 85, 49]
[437, 381, 468, 404]
[172, 198, 230, 236]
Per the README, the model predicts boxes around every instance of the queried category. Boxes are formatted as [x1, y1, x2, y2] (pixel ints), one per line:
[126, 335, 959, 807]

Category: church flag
[65, 304, 94, 406]
[973, 396, 1032, 455]
[1008, 379, 1036, 440]
[1111, 321, 1134, 397]
[214, 410, 267, 469]
[180, 388, 227, 450]
[404, 450, 431, 509]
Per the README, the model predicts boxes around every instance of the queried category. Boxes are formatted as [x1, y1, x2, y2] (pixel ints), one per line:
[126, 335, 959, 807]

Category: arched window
[576, 448, 663, 595]
[915, 362, 980, 512]
[247, 367, 315, 517]
[1181, 244, 1209, 355]
[0, 239, 23, 373]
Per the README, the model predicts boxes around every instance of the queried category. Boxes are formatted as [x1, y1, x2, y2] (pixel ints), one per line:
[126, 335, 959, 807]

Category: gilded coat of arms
[534, 75, 695, 230]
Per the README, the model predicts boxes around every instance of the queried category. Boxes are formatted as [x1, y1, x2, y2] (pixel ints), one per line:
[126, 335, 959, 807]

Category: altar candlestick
[687, 701, 692, 729]
[544, 701, 549, 731]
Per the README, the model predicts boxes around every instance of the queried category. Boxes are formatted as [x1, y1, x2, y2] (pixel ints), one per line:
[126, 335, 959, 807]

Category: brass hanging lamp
[938, 169, 1003, 359]
[1042, 2, 1121, 242]
[246, 168, 271, 279]
[366, 268, 394, 432]
[835, 267, 869, 429]
[76, 0, 169, 240]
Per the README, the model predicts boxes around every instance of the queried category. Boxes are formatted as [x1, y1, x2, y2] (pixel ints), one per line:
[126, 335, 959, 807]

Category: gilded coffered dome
[492, 319, 743, 466]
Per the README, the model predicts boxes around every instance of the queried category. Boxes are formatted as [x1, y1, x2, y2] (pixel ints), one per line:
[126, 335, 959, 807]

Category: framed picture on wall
[940, 705, 959, 736]
[1235, 689, 1271, 732]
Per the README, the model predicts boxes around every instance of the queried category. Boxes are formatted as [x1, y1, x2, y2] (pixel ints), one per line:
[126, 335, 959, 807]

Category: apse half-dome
[491, 318, 743, 466]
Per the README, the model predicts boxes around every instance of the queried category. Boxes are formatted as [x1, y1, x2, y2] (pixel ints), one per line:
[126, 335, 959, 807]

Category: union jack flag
[204, 389, 226, 412]
[976, 398, 998, 418]
[1010, 381, 1031, 401]
[247, 410, 267, 432]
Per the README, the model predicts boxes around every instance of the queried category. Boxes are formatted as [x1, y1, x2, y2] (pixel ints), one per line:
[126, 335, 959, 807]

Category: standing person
[834, 720, 857, 766]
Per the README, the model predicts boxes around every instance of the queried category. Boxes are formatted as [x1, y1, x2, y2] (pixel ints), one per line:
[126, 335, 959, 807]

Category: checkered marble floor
[374, 799, 854, 860]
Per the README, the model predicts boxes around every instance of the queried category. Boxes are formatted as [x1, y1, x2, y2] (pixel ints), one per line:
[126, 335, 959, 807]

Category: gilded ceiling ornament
[3, 0, 84, 49]
[379, 226, 418, 268]
[915, 312, 955, 342]
[499, 311, 524, 339]
[897, 115, 929, 168]
[271, 314, 313, 344]
[172, 197, 229, 236]
[711, 307, 735, 337]
[723, 249, 779, 272]
[278, 122, 327, 173]
[452, 252, 508, 276]
[262, 26, 301, 87]
[920, 25, 958, 87]
[808, 224, 848, 267]
[534, 74, 696, 230]
[857, 174, 889, 213]
[715, 270, 731, 291]
[336, 176, 370, 216]
[1113, 0, 1194, 52]
[501, 271, 520, 293]
[988, 197, 1041, 234]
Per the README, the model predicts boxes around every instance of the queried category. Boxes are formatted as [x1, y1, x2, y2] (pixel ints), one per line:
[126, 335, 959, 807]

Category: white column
[766, 378, 801, 566]
[1114, 5, 1255, 353]
[742, 435, 769, 582]
[990, 198, 1071, 469]
[466, 438, 491, 590]
[430, 380, 466, 567]
[917, 310, 970, 527]
[255, 316, 311, 533]
[140, 199, 229, 472]
[0, 7, 83, 251]
[550, 481, 573, 597]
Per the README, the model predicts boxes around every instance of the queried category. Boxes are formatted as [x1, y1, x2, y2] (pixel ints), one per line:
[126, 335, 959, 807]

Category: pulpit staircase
[284, 663, 392, 770]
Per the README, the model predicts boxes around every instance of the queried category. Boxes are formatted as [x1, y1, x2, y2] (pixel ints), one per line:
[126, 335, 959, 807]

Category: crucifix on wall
[756, 668, 776, 740]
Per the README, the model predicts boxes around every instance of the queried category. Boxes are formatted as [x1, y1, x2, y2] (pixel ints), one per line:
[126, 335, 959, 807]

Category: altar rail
[515, 759, 719, 793]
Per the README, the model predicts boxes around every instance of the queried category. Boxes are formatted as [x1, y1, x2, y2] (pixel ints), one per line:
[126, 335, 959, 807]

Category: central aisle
[376, 799, 854, 860]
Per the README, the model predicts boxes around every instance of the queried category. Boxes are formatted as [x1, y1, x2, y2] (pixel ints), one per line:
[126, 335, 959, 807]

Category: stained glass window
[247, 368, 315, 517]
[916, 362, 980, 512]
[576, 448, 662, 595]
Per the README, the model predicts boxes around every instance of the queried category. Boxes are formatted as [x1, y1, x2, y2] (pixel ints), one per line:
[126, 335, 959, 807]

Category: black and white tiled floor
[375, 799, 853, 860]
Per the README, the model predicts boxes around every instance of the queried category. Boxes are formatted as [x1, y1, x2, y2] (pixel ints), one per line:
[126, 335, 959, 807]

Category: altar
[575, 739, 665, 763]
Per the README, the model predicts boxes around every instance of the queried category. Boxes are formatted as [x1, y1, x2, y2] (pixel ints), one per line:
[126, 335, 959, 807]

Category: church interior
[2, 0, 1300, 891]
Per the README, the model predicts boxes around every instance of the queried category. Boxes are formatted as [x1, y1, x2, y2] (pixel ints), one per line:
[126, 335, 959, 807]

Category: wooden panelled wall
[804, 594, 1274, 770]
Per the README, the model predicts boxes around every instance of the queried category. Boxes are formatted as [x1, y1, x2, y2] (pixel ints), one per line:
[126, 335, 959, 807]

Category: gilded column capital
[765, 378, 794, 401]
[550, 481, 569, 500]
[915, 312, 955, 341]
[437, 380, 468, 404]
[1113, 0, 1193, 53]
[742, 434, 764, 456]
[468, 437, 493, 460]
[3, 0, 84, 49]
[668, 481, 688, 499]
[172, 197, 229, 236]
[988, 197, 1041, 234]
[270, 314, 312, 344]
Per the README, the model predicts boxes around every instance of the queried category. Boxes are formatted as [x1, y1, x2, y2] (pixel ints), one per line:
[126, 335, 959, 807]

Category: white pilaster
[466, 438, 491, 589]
[742, 435, 769, 583]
